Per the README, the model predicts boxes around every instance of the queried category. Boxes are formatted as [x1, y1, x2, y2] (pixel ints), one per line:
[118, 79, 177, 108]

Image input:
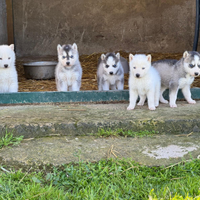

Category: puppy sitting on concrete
[97, 52, 126, 91]
[0, 44, 18, 93]
[55, 43, 82, 91]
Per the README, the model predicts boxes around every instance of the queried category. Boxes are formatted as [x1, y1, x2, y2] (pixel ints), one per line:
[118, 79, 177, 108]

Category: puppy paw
[188, 100, 196, 104]
[137, 102, 144, 106]
[160, 99, 168, 104]
[127, 105, 135, 110]
[149, 106, 156, 111]
[170, 103, 177, 108]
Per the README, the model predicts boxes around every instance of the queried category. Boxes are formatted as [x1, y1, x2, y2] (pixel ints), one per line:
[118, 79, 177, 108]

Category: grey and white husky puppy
[152, 51, 200, 107]
[97, 52, 126, 91]
[55, 43, 82, 91]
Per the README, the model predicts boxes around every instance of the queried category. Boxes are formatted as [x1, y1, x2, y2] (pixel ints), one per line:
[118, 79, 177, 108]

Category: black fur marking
[115, 68, 119, 75]
[66, 53, 70, 60]
[101, 53, 119, 67]
[63, 45, 71, 52]
[63, 45, 72, 60]
[116, 67, 123, 75]
[105, 53, 116, 60]
[187, 51, 200, 58]
[105, 53, 120, 63]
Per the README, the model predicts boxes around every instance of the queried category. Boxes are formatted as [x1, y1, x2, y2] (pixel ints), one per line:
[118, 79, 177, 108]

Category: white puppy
[0, 44, 18, 92]
[127, 54, 161, 111]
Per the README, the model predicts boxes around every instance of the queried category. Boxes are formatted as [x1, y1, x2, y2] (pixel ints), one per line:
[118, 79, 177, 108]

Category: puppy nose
[109, 72, 113, 75]
[136, 73, 140, 78]
[4, 64, 8, 68]
[195, 72, 199, 76]
[66, 62, 70, 66]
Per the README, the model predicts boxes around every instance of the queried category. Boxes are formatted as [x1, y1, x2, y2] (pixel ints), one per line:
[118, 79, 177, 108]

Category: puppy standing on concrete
[97, 52, 125, 91]
[127, 54, 161, 111]
[152, 51, 200, 107]
[55, 43, 82, 91]
[0, 44, 18, 92]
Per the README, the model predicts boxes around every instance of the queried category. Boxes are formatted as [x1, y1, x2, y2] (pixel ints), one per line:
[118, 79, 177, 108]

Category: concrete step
[1, 101, 200, 169]
[0, 101, 200, 138]
[1, 134, 200, 170]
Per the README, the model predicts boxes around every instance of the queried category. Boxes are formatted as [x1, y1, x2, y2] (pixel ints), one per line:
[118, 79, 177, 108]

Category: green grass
[1, 159, 200, 199]
[96, 128, 158, 138]
[0, 131, 23, 149]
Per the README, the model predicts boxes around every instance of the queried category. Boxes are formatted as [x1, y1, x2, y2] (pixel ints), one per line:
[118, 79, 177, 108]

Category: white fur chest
[103, 74, 118, 85]
[136, 80, 149, 95]
[59, 69, 77, 86]
[179, 75, 194, 89]
[0, 68, 17, 92]
[129, 75, 151, 95]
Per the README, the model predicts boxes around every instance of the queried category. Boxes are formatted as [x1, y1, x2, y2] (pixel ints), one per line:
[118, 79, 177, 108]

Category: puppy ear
[57, 44, 62, 54]
[101, 54, 106, 60]
[129, 54, 134, 62]
[10, 44, 14, 51]
[72, 43, 78, 51]
[183, 51, 189, 58]
[147, 54, 151, 63]
[116, 52, 120, 59]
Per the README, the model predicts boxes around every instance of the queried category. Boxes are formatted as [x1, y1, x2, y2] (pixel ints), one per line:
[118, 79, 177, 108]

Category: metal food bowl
[23, 61, 57, 80]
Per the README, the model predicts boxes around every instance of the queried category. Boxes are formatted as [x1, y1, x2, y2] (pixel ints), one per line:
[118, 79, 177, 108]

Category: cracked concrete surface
[1, 134, 200, 169]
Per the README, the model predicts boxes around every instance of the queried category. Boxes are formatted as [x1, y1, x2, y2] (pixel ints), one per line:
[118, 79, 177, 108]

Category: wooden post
[6, 0, 14, 45]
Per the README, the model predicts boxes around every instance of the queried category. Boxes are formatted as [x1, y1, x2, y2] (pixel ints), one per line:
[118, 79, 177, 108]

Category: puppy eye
[70, 55, 74, 58]
[113, 64, 116, 68]
[0, 58, 2, 60]
[106, 65, 109, 68]
[142, 68, 145, 70]
[198, 65, 200, 68]
[133, 67, 136, 69]
[8, 57, 11, 60]
[62, 56, 65, 59]
[189, 64, 195, 68]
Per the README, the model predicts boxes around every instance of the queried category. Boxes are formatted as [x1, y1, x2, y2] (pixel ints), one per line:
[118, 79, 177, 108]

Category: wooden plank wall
[6, 0, 14, 45]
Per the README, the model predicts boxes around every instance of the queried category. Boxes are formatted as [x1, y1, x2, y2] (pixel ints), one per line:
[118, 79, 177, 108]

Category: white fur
[127, 54, 161, 111]
[0, 44, 18, 93]
[55, 43, 82, 91]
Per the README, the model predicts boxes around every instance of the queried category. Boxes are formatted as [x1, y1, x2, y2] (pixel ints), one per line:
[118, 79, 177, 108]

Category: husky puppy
[97, 52, 124, 91]
[127, 54, 161, 111]
[0, 44, 18, 93]
[55, 43, 82, 91]
[152, 51, 200, 107]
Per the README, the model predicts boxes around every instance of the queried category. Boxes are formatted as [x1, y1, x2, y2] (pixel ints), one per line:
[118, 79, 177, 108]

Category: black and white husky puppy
[97, 52, 125, 91]
[55, 43, 82, 91]
[152, 51, 200, 107]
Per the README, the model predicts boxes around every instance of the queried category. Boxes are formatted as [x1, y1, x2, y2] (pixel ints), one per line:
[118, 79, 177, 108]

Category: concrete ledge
[0, 101, 200, 138]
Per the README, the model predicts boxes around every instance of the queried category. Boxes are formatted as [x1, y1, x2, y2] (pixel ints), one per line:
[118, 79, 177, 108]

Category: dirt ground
[16, 52, 200, 92]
